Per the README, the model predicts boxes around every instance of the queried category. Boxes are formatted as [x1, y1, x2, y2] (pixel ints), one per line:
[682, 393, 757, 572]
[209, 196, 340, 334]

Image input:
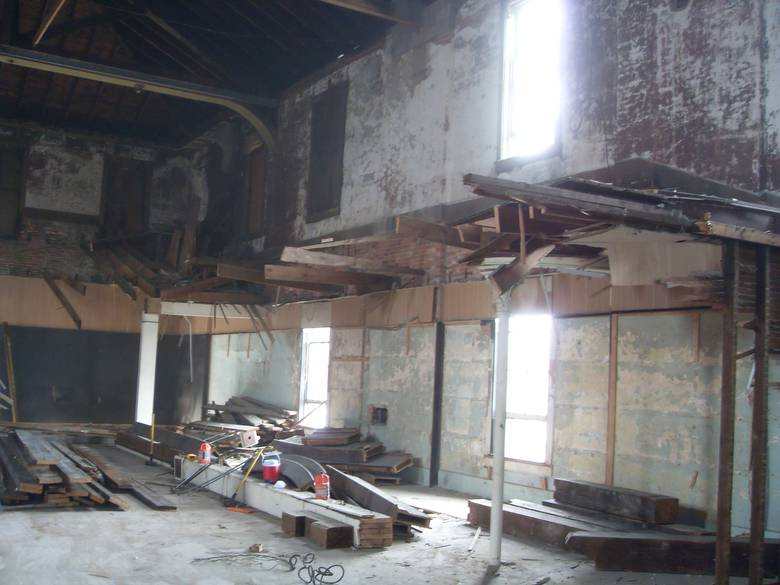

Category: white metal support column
[135, 313, 160, 425]
[489, 293, 510, 572]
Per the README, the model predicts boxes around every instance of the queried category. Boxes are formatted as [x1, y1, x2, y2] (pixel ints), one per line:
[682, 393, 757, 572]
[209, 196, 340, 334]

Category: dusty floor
[0, 448, 747, 585]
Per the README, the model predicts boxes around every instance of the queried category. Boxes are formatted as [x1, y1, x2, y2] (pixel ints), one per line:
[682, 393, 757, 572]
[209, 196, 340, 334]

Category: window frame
[497, 0, 563, 170]
[489, 313, 555, 467]
[306, 81, 349, 224]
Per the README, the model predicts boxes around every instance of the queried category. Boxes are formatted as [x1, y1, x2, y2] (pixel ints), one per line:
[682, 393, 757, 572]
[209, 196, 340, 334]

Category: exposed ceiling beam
[33, 0, 70, 46]
[0, 44, 277, 149]
[216, 263, 340, 294]
[17, 13, 118, 45]
[316, 0, 420, 24]
[280, 246, 425, 277]
[264, 264, 395, 291]
[491, 244, 555, 295]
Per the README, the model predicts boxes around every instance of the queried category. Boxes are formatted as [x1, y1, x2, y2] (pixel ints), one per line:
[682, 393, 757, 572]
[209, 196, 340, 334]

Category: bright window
[501, 0, 562, 159]
[299, 328, 331, 429]
[497, 314, 553, 463]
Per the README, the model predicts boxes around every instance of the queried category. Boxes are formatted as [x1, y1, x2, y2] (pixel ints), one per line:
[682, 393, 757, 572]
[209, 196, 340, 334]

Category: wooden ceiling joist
[264, 264, 394, 291]
[33, 0, 69, 46]
[216, 263, 340, 294]
[159, 276, 231, 300]
[490, 244, 555, 295]
[43, 277, 81, 329]
[279, 246, 424, 277]
[395, 216, 479, 249]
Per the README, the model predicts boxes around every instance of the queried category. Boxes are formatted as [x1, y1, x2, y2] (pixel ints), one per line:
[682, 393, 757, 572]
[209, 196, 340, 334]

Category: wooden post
[605, 313, 619, 485]
[749, 246, 770, 585]
[715, 240, 739, 585]
[2, 323, 18, 422]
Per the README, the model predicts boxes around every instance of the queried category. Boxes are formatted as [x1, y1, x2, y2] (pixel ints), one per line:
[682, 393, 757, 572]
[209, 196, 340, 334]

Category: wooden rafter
[216, 263, 340, 294]
[264, 264, 394, 290]
[33, 0, 70, 46]
[490, 244, 555, 295]
[395, 216, 479, 250]
[43, 277, 82, 329]
[159, 277, 231, 300]
[316, 0, 420, 24]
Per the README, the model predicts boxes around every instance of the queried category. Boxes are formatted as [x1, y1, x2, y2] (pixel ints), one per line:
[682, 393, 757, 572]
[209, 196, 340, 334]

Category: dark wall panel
[0, 326, 138, 423]
[0, 326, 210, 425]
[154, 334, 210, 425]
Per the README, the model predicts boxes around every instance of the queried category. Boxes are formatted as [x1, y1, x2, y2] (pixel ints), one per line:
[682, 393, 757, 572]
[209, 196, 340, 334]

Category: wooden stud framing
[715, 240, 739, 585]
[749, 246, 770, 585]
[605, 313, 619, 485]
[43, 277, 82, 329]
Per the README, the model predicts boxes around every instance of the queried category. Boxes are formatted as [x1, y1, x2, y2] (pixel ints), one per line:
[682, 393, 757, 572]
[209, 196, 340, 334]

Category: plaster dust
[0, 448, 745, 585]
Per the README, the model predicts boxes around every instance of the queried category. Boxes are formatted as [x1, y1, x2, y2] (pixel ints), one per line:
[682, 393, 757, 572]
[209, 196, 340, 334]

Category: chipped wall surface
[552, 316, 610, 483]
[361, 326, 436, 483]
[273, 0, 779, 242]
[148, 155, 209, 231]
[25, 138, 105, 216]
[328, 328, 365, 429]
[208, 331, 301, 412]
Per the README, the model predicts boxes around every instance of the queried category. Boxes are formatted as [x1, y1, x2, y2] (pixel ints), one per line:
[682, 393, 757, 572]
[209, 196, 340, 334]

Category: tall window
[497, 314, 553, 463]
[501, 0, 562, 159]
[299, 328, 331, 429]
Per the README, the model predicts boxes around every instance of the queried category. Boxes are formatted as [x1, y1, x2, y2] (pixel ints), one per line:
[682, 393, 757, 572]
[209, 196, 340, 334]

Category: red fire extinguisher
[314, 472, 330, 500]
[198, 442, 211, 465]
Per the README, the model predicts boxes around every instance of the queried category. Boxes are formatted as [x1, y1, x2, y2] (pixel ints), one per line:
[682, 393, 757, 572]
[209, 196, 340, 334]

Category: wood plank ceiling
[0, 0, 393, 144]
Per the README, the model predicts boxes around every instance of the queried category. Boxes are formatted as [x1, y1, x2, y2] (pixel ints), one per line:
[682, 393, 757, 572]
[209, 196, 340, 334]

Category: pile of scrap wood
[0, 430, 128, 511]
[273, 429, 414, 484]
[468, 477, 779, 576]
[203, 396, 303, 443]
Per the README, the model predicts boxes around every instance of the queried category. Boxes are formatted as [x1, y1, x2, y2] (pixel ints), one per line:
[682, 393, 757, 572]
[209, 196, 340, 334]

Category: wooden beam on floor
[279, 247, 424, 277]
[43, 278, 82, 329]
[749, 245, 770, 585]
[715, 239, 739, 585]
[264, 264, 394, 290]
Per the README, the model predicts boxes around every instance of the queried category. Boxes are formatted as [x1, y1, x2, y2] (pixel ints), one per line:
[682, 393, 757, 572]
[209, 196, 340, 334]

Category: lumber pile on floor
[203, 396, 302, 443]
[467, 477, 756, 576]
[273, 430, 414, 481]
[0, 431, 128, 511]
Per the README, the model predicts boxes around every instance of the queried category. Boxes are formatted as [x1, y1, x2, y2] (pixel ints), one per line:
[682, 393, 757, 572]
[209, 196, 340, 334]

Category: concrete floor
[0, 448, 746, 585]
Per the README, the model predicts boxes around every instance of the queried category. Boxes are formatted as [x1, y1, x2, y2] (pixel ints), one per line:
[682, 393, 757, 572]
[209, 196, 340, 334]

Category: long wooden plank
[49, 441, 101, 478]
[14, 430, 62, 465]
[468, 499, 594, 547]
[554, 478, 678, 524]
[566, 531, 780, 577]
[130, 480, 176, 511]
[0, 435, 42, 493]
[159, 277, 231, 299]
[330, 452, 414, 474]
[280, 247, 424, 277]
[216, 263, 340, 293]
[273, 436, 384, 464]
[87, 480, 129, 510]
[69, 444, 132, 489]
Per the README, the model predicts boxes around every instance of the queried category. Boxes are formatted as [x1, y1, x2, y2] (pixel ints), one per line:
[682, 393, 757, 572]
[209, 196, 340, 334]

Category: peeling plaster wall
[328, 328, 365, 429]
[208, 331, 301, 412]
[149, 154, 209, 231]
[361, 326, 435, 484]
[273, 0, 779, 242]
[552, 316, 610, 483]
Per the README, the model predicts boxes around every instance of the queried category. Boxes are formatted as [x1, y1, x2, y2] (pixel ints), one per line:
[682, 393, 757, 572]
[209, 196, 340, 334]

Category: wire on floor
[191, 551, 345, 585]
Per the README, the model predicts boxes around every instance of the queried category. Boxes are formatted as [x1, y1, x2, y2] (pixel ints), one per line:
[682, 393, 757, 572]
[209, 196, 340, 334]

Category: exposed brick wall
[0, 217, 98, 280]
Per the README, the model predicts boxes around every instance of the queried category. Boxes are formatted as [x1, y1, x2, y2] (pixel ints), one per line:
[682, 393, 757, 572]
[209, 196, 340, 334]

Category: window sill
[484, 455, 551, 477]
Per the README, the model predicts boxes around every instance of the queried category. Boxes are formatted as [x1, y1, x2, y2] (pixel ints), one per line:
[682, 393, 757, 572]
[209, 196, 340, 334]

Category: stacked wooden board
[466, 478, 779, 576]
[273, 431, 414, 481]
[0, 430, 129, 510]
[203, 396, 303, 443]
